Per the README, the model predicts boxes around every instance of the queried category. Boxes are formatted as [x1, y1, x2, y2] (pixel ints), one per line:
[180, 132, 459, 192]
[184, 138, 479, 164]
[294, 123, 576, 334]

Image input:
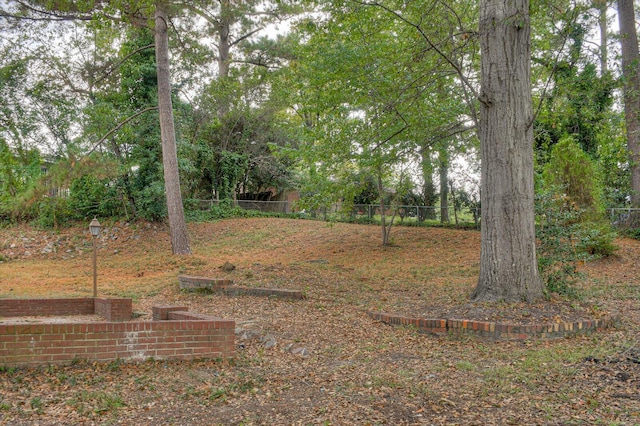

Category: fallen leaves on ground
[0, 218, 639, 425]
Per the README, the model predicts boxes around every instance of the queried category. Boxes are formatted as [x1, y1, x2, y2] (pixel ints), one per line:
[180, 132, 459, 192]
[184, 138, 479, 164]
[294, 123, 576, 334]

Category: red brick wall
[0, 319, 235, 367]
[94, 298, 132, 321]
[153, 305, 188, 321]
[0, 298, 94, 318]
[0, 300, 235, 367]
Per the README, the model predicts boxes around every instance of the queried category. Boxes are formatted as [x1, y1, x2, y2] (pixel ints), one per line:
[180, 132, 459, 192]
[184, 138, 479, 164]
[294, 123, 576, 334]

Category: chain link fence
[190, 200, 640, 230]
[189, 199, 481, 227]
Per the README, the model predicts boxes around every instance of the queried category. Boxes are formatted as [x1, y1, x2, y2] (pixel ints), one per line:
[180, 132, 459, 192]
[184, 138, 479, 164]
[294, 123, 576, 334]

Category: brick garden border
[0, 297, 132, 321]
[179, 275, 305, 300]
[0, 298, 235, 367]
[368, 311, 620, 340]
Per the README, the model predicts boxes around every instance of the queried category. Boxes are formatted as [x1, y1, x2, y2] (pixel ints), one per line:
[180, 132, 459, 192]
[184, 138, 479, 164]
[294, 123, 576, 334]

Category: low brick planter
[0, 298, 235, 367]
[368, 311, 620, 341]
[179, 275, 305, 300]
[0, 297, 131, 321]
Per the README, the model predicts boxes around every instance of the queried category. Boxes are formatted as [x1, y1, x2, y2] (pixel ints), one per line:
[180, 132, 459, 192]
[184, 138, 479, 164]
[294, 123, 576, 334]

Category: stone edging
[368, 311, 620, 340]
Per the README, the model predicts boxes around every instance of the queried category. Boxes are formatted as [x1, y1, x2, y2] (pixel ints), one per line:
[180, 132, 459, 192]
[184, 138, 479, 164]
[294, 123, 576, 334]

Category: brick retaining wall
[0, 299, 235, 367]
[178, 275, 305, 300]
[178, 276, 230, 291]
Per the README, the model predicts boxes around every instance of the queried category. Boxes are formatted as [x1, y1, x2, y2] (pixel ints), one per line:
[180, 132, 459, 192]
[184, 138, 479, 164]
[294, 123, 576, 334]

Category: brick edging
[368, 311, 620, 340]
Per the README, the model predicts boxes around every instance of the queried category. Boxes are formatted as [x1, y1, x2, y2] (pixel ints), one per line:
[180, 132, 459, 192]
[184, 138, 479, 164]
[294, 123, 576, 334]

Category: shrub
[33, 197, 73, 229]
[68, 175, 123, 219]
[541, 136, 604, 221]
[574, 223, 618, 257]
[185, 201, 275, 222]
[535, 189, 617, 297]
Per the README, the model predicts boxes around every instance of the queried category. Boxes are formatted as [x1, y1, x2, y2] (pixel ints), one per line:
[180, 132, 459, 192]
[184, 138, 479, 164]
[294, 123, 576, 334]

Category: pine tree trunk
[618, 0, 640, 210]
[471, 0, 543, 302]
[420, 145, 437, 220]
[155, 1, 191, 255]
[439, 148, 449, 223]
[596, 0, 608, 75]
[216, 0, 232, 118]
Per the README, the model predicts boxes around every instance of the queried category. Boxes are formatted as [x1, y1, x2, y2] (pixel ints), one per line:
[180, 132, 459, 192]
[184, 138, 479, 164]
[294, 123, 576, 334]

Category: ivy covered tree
[617, 0, 640, 214]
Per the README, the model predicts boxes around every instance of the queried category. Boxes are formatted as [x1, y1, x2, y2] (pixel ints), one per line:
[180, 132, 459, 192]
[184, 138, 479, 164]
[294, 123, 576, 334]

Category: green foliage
[596, 114, 629, 208]
[288, 0, 476, 242]
[33, 196, 73, 229]
[0, 140, 42, 220]
[134, 181, 167, 221]
[534, 64, 616, 157]
[82, 27, 167, 223]
[574, 223, 618, 257]
[536, 187, 618, 297]
[68, 175, 123, 219]
[190, 95, 297, 201]
[541, 137, 604, 220]
[185, 202, 277, 222]
[353, 174, 383, 206]
[621, 227, 640, 241]
[537, 136, 618, 264]
[532, 4, 618, 158]
[536, 191, 582, 297]
[218, 150, 248, 200]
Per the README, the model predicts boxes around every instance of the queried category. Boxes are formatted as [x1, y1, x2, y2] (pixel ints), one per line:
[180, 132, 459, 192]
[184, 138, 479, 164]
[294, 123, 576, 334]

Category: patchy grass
[0, 218, 639, 425]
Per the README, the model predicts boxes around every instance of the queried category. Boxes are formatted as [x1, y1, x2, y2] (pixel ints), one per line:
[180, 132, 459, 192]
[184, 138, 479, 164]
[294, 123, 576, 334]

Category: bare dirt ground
[0, 218, 639, 425]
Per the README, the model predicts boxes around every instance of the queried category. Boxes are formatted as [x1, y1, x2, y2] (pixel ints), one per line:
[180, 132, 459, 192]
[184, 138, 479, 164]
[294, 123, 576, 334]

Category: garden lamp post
[89, 218, 101, 297]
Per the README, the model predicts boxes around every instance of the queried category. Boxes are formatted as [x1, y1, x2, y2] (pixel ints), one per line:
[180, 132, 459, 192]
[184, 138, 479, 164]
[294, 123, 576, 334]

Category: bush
[33, 197, 73, 229]
[536, 138, 617, 296]
[536, 189, 617, 297]
[541, 137, 604, 220]
[133, 181, 166, 221]
[622, 227, 640, 240]
[68, 175, 123, 219]
[185, 201, 274, 222]
[574, 224, 618, 257]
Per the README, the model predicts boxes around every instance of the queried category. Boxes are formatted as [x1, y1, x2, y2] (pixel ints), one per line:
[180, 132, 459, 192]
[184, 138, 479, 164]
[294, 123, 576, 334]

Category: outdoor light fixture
[89, 217, 101, 297]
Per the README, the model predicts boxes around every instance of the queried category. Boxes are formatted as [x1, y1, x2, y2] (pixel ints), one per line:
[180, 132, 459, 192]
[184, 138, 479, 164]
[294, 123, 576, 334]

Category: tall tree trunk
[420, 145, 437, 220]
[618, 0, 640, 210]
[596, 0, 608, 75]
[439, 147, 449, 223]
[377, 172, 389, 246]
[216, 0, 232, 118]
[471, 0, 543, 302]
[155, 1, 191, 255]
[217, 17, 231, 78]
[450, 180, 459, 226]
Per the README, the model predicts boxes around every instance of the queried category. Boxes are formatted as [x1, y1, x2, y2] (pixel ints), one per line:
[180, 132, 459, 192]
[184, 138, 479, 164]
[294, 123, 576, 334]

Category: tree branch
[529, 8, 581, 129]
[230, 28, 264, 47]
[0, 1, 93, 21]
[354, 0, 478, 100]
[93, 44, 155, 86]
[86, 107, 159, 155]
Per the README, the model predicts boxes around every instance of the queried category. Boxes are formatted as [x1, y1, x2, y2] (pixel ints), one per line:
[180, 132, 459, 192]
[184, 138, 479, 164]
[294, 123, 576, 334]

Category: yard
[0, 218, 639, 425]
